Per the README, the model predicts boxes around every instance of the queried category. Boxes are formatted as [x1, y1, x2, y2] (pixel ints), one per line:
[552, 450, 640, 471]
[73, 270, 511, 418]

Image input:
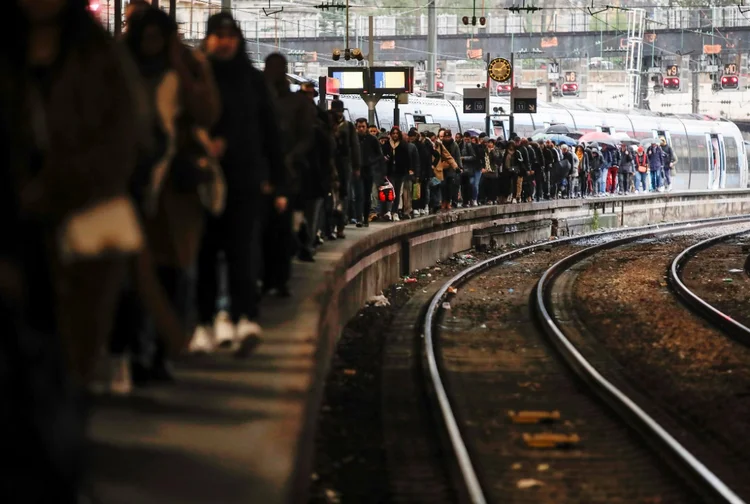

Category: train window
[689, 135, 707, 173]
[671, 134, 689, 171]
[599, 126, 612, 134]
[725, 136, 739, 174]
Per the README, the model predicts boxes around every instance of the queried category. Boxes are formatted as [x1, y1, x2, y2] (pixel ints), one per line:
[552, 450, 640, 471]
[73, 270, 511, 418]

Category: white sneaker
[110, 355, 132, 396]
[214, 311, 235, 348]
[188, 324, 215, 353]
[412, 209, 420, 217]
[392, 214, 400, 222]
[384, 211, 392, 221]
[234, 317, 263, 357]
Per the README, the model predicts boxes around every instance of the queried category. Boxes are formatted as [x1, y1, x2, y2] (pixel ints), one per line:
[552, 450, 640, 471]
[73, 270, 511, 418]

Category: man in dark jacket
[195, 12, 286, 355]
[403, 130, 420, 218]
[355, 118, 382, 227]
[297, 82, 334, 261]
[263, 52, 313, 296]
[647, 140, 665, 192]
[439, 128, 462, 208]
[329, 100, 360, 237]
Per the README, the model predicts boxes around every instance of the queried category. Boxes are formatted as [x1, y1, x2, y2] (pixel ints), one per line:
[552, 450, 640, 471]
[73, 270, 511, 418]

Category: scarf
[389, 139, 400, 150]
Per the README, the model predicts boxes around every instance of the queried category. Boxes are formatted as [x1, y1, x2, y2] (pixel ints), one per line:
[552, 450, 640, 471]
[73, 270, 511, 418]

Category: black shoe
[150, 360, 175, 383]
[298, 248, 315, 262]
[277, 285, 291, 298]
[364, 220, 369, 227]
[356, 221, 363, 228]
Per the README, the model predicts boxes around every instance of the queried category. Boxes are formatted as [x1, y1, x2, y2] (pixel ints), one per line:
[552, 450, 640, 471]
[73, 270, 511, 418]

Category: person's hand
[274, 196, 288, 213]
[353, 170, 360, 178]
[210, 137, 226, 159]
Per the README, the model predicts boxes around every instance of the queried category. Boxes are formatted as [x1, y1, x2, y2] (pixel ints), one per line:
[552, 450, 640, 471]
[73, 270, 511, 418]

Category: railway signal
[561, 71, 579, 97]
[721, 63, 739, 90]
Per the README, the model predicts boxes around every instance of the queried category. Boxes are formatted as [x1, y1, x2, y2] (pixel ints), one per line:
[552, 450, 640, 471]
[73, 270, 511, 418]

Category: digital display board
[725, 63, 738, 75]
[374, 71, 406, 90]
[327, 68, 366, 94]
[666, 65, 679, 77]
[370, 67, 413, 93]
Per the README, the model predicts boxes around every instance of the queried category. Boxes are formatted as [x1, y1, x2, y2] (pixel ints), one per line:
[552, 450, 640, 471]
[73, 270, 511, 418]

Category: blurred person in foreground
[0, 0, 146, 500]
[189, 12, 285, 356]
[112, 5, 221, 392]
[263, 52, 313, 295]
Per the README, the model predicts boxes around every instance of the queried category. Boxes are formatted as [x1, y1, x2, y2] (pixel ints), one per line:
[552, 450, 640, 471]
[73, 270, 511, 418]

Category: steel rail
[669, 229, 750, 347]
[534, 221, 750, 504]
[423, 214, 750, 504]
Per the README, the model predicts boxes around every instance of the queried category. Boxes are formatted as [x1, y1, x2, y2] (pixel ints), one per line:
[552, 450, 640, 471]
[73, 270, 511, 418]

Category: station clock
[488, 57, 512, 83]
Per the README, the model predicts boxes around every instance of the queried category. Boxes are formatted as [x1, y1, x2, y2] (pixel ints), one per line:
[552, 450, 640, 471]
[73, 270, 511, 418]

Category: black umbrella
[545, 124, 582, 137]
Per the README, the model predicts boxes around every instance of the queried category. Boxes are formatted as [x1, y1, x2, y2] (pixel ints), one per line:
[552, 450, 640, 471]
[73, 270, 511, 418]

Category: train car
[314, 82, 747, 190]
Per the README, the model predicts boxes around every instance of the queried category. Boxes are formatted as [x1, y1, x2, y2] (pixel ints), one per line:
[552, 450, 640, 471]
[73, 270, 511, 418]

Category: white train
[335, 93, 749, 191]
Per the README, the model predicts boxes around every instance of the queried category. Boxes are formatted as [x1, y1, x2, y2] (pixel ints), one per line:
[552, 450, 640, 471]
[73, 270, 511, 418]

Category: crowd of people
[0, 0, 681, 500]
[353, 130, 678, 222]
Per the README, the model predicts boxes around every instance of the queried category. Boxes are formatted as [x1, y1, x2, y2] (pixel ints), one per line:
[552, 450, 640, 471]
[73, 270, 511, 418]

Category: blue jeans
[635, 171, 648, 192]
[470, 170, 482, 202]
[598, 169, 607, 193]
[652, 169, 663, 190]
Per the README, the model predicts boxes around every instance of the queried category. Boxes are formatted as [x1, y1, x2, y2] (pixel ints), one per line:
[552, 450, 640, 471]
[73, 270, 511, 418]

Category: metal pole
[345, 0, 350, 50]
[153, 0, 159, 9]
[222, 0, 231, 12]
[114, 0, 122, 36]
[427, 0, 437, 92]
[169, 0, 176, 20]
[692, 68, 699, 114]
[485, 52, 491, 134]
[368, 16, 376, 126]
[394, 100, 400, 128]
[509, 52, 515, 138]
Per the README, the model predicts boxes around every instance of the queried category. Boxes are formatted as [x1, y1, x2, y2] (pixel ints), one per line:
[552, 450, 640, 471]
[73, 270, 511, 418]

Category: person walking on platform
[647, 140, 665, 192]
[618, 143, 634, 195]
[190, 13, 286, 356]
[409, 128, 432, 215]
[356, 118, 383, 227]
[660, 137, 677, 192]
[262, 53, 313, 297]
[2, 0, 147, 499]
[439, 128, 462, 209]
[329, 99, 360, 237]
[634, 145, 649, 193]
[114, 6, 221, 390]
[297, 82, 335, 261]
[382, 127, 411, 220]
[402, 130, 420, 218]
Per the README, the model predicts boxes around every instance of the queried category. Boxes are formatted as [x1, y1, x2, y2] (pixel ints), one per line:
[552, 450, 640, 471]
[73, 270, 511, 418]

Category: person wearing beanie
[190, 12, 286, 356]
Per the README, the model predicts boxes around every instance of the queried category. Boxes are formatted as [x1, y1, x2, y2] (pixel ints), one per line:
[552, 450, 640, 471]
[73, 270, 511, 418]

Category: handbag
[638, 165, 648, 174]
[378, 178, 395, 202]
[412, 181, 421, 201]
[58, 196, 144, 264]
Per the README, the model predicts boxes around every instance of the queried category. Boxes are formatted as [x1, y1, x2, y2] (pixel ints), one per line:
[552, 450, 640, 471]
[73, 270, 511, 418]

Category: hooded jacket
[207, 19, 285, 202]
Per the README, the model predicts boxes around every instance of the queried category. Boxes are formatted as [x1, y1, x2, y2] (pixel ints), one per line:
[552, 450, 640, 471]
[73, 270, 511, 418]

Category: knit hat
[206, 12, 241, 37]
[330, 99, 345, 111]
[408, 128, 419, 137]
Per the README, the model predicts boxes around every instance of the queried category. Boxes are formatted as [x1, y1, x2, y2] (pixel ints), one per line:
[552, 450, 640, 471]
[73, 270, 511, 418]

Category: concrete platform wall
[289, 189, 750, 503]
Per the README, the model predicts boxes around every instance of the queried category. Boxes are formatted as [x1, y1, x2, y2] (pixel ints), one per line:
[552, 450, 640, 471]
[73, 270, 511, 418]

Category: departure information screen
[374, 70, 406, 90]
[330, 71, 365, 91]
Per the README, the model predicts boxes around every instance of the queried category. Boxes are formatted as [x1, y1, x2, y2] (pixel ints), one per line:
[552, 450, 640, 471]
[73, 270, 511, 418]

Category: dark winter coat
[210, 51, 285, 202]
[383, 140, 411, 178]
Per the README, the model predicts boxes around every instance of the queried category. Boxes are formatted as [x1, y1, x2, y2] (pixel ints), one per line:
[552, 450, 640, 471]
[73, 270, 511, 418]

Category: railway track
[670, 229, 750, 345]
[423, 216, 750, 504]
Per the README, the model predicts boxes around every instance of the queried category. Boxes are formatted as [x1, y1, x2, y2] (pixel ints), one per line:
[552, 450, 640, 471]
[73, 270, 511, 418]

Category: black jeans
[263, 203, 293, 291]
[440, 174, 459, 206]
[354, 172, 374, 222]
[197, 201, 262, 323]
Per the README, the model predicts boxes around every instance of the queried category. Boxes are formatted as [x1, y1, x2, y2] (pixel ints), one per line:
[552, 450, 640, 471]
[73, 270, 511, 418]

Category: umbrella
[640, 137, 659, 146]
[542, 134, 578, 146]
[613, 133, 639, 145]
[578, 131, 618, 146]
[464, 128, 482, 138]
[546, 124, 579, 136]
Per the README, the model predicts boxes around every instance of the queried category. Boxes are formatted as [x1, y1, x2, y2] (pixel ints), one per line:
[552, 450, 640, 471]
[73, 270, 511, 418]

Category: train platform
[86, 190, 750, 504]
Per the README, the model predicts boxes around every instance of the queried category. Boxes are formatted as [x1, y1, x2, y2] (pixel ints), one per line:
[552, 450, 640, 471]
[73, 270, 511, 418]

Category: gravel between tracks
[572, 231, 750, 499]
[441, 243, 694, 504]
[309, 248, 501, 503]
[680, 236, 750, 329]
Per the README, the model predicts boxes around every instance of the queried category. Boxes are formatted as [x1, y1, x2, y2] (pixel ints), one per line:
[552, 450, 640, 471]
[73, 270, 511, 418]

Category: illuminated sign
[565, 71, 577, 82]
[725, 63, 738, 75]
[327, 68, 366, 94]
[666, 65, 679, 77]
[370, 67, 414, 94]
